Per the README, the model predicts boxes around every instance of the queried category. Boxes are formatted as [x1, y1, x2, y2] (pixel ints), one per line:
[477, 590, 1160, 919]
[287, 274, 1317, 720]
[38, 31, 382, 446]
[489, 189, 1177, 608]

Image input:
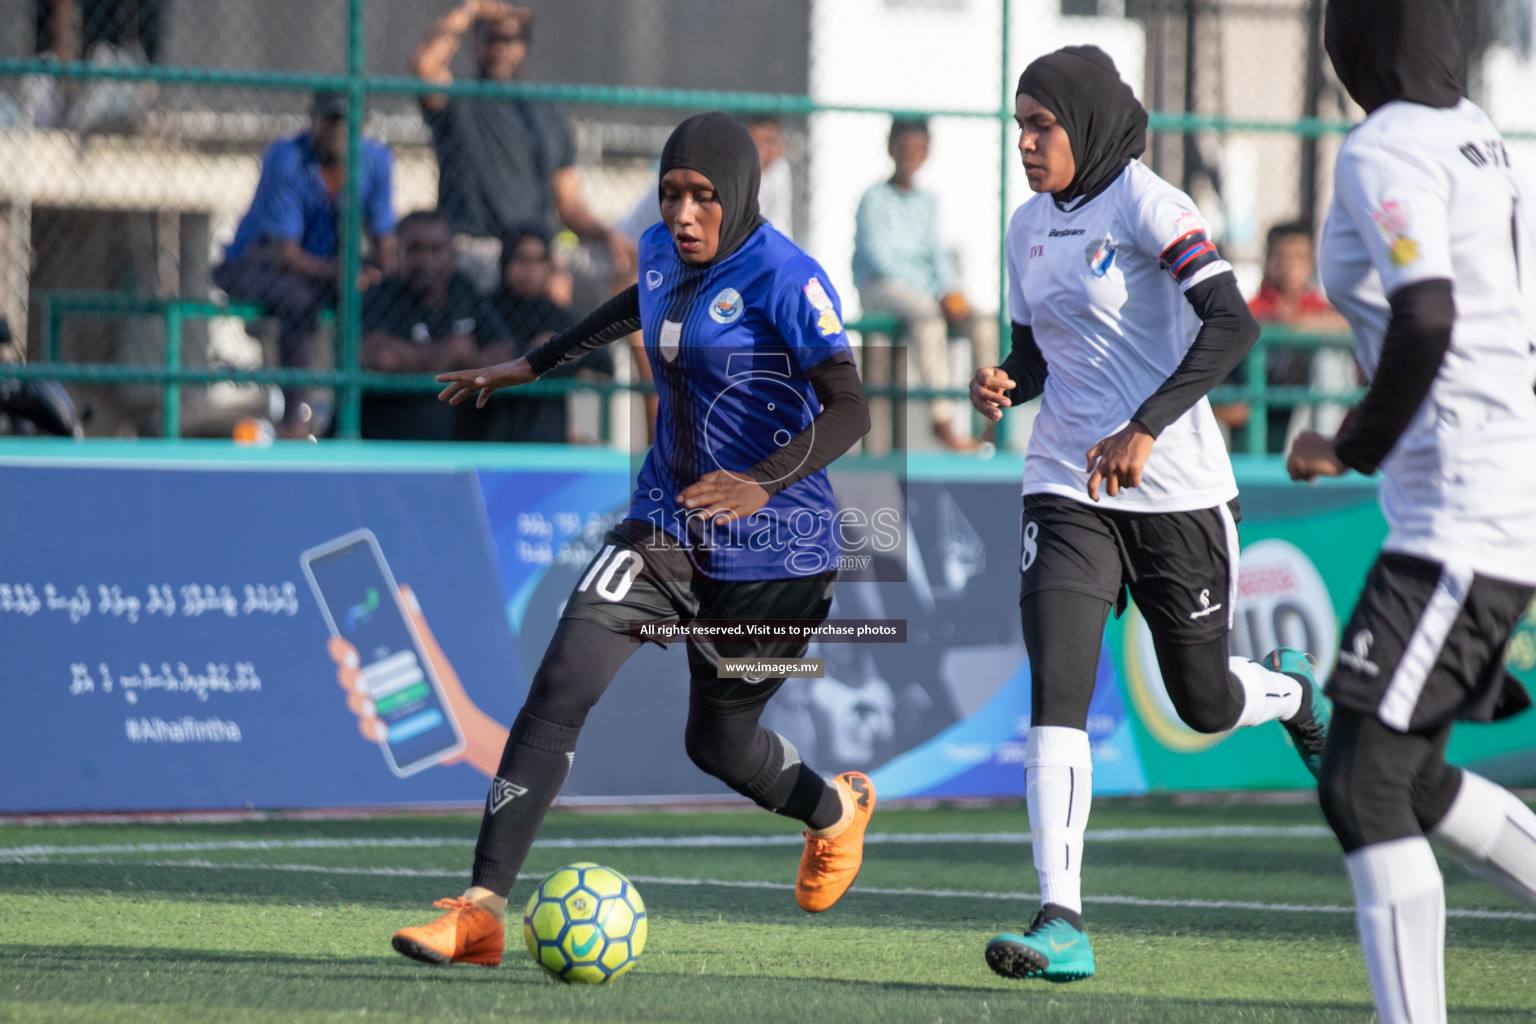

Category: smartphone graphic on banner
[301, 529, 465, 777]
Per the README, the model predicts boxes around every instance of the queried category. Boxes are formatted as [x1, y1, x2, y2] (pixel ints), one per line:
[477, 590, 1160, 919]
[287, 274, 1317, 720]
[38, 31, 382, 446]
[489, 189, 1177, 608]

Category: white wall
[806, 0, 1145, 318]
[1483, 44, 1536, 194]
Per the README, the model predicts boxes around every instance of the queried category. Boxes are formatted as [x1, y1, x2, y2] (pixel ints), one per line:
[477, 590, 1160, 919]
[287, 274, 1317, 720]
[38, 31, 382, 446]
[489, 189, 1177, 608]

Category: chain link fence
[1, 0, 1532, 449]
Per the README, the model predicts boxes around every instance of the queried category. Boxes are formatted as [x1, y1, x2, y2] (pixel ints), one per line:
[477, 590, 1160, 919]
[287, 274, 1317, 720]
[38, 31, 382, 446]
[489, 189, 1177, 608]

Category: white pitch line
[0, 825, 1331, 860]
[13, 856, 1536, 924]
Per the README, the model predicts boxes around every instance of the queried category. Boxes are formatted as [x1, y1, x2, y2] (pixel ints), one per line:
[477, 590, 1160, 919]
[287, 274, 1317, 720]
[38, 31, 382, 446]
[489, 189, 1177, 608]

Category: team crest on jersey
[645, 269, 664, 290]
[709, 287, 744, 324]
[658, 319, 682, 361]
[1084, 237, 1116, 277]
[802, 276, 842, 336]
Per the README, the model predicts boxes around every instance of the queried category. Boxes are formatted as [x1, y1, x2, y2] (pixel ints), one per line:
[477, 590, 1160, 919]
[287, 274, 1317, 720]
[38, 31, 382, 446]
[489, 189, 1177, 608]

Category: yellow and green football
[522, 862, 647, 984]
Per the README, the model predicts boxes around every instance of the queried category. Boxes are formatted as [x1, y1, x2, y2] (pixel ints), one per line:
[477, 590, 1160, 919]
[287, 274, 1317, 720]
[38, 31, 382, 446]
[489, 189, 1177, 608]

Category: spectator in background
[853, 118, 998, 451]
[213, 91, 396, 439]
[411, 0, 634, 292]
[35, 0, 162, 61]
[1213, 221, 1350, 452]
[360, 210, 510, 441]
[748, 115, 795, 240]
[456, 222, 613, 443]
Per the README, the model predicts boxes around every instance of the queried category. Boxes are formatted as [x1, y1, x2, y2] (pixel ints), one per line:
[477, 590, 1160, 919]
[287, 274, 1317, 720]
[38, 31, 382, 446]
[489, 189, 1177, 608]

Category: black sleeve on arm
[747, 355, 871, 496]
[1333, 278, 1454, 475]
[998, 322, 1049, 404]
[525, 284, 641, 377]
[1131, 271, 1260, 438]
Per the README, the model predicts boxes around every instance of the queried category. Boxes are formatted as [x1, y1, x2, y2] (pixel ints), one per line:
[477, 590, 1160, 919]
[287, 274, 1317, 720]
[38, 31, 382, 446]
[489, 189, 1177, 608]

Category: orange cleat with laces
[796, 771, 876, 913]
[391, 897, 505, 966]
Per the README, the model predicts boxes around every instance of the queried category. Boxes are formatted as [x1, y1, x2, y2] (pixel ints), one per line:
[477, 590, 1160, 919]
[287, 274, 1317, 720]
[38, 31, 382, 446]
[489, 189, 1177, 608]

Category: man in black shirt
[410, 1, 634, 291]
[361, 210, 511, 440]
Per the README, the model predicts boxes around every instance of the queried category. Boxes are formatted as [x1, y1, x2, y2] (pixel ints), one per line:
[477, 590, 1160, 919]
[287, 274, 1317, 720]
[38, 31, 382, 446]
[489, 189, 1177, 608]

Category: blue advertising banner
[1, 460, 529, 810]
[4, 441, 1532, 813]
[3, 442, 1129, 812]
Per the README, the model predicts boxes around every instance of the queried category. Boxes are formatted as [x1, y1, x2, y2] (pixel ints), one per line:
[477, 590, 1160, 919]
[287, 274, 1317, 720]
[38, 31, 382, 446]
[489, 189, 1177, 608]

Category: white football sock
[1228, 657, 1302, 728]
[1025, 726, 1092, 914]
[1430, 770, 1536, 907]
[1345, 837, 1446, 1024]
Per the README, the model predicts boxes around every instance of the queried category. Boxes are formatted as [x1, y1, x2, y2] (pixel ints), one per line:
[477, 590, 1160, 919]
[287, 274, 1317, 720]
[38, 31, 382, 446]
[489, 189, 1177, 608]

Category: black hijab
[658, 111, 765, 267]
[1325, 0, 1462, 113]
[1016, 45, 1148, 207]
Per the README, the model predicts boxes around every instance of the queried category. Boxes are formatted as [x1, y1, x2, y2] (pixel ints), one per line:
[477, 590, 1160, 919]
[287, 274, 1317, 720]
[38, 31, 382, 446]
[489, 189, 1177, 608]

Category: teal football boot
[985, 911, 1095, 983]
[1263, 647, 1331, 778]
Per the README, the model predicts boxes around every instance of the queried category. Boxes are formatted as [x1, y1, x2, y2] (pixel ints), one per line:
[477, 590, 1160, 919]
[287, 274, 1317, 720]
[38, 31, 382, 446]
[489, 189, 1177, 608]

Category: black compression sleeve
[998, 322, 1049, 404]
[1333, 278, 1454, 475]
[1131, 272, 1260, 438]
[525, 284, 642, 377]
[747, 355, 870, 496]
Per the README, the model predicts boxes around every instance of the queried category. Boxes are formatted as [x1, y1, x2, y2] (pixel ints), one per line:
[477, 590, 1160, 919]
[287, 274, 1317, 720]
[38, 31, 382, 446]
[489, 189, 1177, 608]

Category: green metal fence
[3, 0, 1468, 453]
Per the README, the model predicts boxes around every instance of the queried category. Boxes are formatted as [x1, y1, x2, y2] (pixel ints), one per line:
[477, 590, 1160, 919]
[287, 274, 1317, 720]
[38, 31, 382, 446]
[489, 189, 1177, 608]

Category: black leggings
[1022, 589, 1244, 733]
[471, 617, 839, 894]
[525, 617, 828, 819]
[1317, 706, 1462, 853]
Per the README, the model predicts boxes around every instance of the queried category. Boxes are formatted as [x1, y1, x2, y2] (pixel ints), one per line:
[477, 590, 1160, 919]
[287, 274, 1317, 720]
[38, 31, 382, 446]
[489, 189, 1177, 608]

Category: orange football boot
[796, 771, 876, 912]
[391, 897, 504, 966]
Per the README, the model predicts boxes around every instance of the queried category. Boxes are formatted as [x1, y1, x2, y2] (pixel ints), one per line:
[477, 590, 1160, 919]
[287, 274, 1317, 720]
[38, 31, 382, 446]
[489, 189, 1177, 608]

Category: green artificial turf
[2, 797, 1532, 1023]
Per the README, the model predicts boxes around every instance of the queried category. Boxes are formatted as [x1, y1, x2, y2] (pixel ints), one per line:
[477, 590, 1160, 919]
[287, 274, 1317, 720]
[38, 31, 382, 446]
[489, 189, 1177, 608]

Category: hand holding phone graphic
[301, 529, 477, 777]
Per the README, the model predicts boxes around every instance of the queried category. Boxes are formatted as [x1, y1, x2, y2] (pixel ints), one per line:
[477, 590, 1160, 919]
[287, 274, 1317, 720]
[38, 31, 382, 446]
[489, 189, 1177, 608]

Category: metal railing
[0, 0, 1385, 451]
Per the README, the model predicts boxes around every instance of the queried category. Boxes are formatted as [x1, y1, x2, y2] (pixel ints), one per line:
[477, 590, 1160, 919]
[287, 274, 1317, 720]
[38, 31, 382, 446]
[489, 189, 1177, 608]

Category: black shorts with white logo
[1328, 552, 1534, 733]
[1018, 493, 1241, 645]
[561, 518, 837, 705]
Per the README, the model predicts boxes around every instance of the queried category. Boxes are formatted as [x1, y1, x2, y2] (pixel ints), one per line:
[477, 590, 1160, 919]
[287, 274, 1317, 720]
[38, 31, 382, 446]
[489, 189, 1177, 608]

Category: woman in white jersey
[969, 45, 1331, 982]
[1286, 3, 1536, 1021]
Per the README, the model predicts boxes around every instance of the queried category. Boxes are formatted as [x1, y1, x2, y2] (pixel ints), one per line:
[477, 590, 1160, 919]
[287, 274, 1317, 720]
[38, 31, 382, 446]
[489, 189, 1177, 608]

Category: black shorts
[1018, 493, 1240, 645]
[1327, 552, 1534, 732]
[562, 518, 837, 704]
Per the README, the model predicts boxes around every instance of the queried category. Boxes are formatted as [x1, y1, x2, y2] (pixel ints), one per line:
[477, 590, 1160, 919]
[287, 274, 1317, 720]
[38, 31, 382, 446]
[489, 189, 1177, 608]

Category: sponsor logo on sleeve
[803, 276, 843, 336]
[1372, 199, 1420, 266]
[646, 269, 664, 290]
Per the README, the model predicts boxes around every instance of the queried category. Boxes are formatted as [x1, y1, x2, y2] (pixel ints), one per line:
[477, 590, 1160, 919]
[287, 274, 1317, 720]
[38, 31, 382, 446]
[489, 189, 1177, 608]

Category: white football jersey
[1320, 99, 1536, 585]
[1006, 160, 1238, 512]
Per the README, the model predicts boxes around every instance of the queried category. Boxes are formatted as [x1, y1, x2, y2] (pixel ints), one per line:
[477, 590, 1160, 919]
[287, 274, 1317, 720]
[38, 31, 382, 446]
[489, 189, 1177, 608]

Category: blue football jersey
[632, 221, 852, 580]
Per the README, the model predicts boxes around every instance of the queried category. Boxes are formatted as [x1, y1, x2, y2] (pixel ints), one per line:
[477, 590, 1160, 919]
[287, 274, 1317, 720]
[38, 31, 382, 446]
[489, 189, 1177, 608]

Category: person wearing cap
[411, 0, 635, 292]
[212, 91, 397, 438]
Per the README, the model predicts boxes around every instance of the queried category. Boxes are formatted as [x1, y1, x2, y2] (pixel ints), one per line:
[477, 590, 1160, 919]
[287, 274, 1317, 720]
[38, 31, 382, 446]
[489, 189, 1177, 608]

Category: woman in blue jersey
[385, 112, 875, 969]
[968, 46, 1331, 983]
